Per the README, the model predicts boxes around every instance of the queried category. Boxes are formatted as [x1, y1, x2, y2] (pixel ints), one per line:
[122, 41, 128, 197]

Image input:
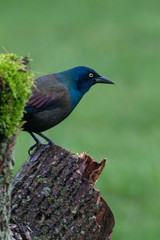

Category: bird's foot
[47, 139, 57, 146]
[36, 132, 57, 146]
[28, 132, 57, 155]
[28, 142, 42, 155]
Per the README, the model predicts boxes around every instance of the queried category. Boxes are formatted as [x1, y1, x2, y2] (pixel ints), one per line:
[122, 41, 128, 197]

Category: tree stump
[11, 144, 115, 240]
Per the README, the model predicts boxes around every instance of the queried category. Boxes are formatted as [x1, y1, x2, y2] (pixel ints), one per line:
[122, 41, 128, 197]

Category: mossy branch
[0, 52, 34, 240]
[0, 53, 34, 138]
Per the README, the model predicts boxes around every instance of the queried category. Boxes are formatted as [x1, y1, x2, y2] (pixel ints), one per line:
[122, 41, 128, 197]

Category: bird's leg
[36, 132, 56, 145]
[28, 132, 42, 155]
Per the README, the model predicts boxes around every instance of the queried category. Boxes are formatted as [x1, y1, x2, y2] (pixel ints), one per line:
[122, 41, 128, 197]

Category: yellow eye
[89, 73, 94, 78]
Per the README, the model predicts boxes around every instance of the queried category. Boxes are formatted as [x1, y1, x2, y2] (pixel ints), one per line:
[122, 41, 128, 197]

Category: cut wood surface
[11, 144, 115, 240]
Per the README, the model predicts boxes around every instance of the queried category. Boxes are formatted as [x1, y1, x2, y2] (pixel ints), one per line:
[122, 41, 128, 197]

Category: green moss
[51, 166, 56, 172]
[71, 208, 77, 214]
[48, 197, 54, 203]
[37, 177, 47, 184]
[0, 53, 34, 137]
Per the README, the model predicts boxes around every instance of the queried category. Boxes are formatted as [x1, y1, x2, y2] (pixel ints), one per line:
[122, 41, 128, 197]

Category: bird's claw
[28, 143, 41, 155]
[28, 132, 57, 155]
[48, 139, 57, 146]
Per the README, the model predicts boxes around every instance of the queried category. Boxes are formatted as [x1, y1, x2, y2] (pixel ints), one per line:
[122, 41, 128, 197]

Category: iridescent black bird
[23, 66, 114, 153]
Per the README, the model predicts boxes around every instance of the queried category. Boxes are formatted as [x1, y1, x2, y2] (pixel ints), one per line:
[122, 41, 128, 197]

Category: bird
[22, 66, 114, 154]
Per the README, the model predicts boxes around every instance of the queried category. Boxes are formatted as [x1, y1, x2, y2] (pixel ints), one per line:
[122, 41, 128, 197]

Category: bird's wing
[25, 91, 60, 114]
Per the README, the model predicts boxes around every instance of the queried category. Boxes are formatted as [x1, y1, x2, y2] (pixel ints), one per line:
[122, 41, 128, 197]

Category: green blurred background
[1, 0, 160, 239]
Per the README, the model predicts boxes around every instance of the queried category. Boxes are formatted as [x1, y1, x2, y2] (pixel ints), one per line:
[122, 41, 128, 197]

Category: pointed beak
[95, 75, 115, 84]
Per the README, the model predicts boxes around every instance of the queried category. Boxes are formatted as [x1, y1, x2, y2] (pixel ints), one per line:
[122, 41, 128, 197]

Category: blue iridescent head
[57, 66, 114, 93]
[57, 66, 114, 109]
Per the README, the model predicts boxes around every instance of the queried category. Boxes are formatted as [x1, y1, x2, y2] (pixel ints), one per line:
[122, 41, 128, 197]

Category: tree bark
[0, 53, 34, 240]
[11, 144, 115, 240]
[0, 135, 16, 240]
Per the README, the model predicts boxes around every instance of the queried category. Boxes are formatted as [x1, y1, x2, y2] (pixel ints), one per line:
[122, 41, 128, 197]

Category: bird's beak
[95, 75, 115, 84]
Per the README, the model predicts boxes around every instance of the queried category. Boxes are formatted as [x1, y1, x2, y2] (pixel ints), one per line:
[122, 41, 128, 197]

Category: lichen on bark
[11, 144, 115, 240]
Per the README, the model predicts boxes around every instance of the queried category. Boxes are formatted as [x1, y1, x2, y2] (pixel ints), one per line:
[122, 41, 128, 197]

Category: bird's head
[57, 66, 114, 109]
[58, 66, 114, 93]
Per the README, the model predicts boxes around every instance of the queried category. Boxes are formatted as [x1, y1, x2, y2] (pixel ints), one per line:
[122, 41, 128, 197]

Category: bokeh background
[1, 0, 160, 239]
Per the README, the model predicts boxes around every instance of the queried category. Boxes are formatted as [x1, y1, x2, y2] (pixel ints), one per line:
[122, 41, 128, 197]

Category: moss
[37, 177, 47, 184]
[0, 53, 34, 137]
[5, 166, 12, 183]
[71, 209, 77, 214]
[48, 197, 54, 203]
[60, 188, 68, 196]
[51, 166, 56, 172]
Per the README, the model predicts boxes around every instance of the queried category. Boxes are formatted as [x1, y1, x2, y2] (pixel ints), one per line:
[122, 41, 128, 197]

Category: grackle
[23, 66, 114, 154]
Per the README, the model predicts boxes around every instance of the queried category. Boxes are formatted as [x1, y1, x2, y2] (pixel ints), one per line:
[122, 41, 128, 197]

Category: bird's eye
[89, 73, 94, 78]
